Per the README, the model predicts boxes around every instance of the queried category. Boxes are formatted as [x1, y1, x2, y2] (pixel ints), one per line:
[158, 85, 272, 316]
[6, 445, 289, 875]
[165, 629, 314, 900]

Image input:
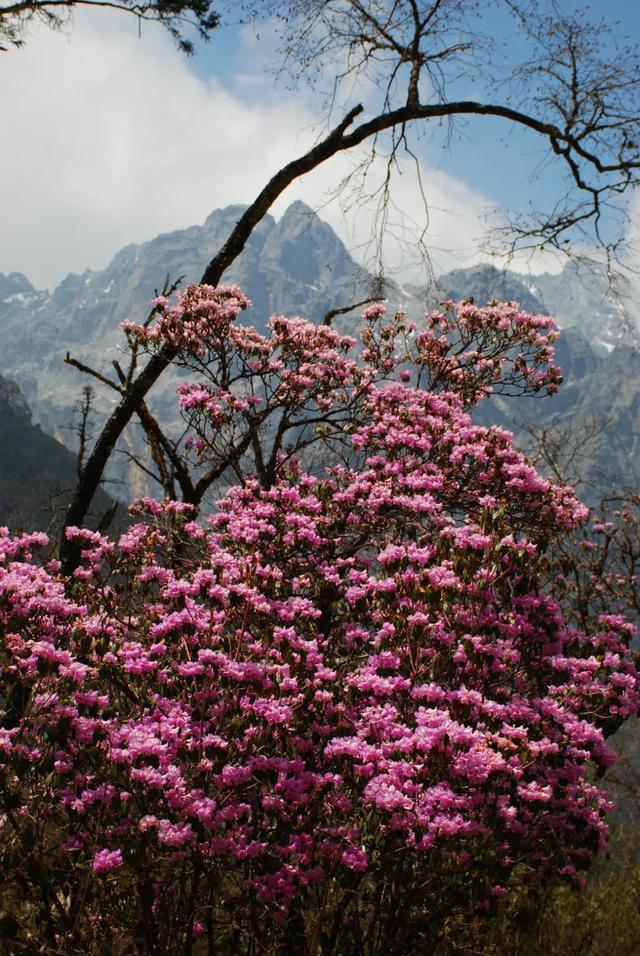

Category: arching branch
[58, 0, 640, 568]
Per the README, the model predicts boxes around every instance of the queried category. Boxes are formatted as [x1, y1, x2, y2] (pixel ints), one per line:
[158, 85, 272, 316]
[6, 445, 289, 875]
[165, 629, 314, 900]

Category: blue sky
[188, 0, 640, 213]
[0, 1, 638, 289]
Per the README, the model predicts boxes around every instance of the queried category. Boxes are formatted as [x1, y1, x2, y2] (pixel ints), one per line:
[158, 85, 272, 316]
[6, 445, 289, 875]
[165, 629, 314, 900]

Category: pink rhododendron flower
[92, 849, 123, 874]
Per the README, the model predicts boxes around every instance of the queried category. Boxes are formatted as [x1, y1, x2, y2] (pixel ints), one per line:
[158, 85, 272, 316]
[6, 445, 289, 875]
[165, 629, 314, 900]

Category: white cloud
[0, 11, 559, 292]
[0, 14, 313, 288]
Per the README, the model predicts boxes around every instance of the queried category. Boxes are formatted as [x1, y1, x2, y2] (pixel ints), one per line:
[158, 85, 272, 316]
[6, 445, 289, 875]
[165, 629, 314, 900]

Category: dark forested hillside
[0, 374, 116, 532]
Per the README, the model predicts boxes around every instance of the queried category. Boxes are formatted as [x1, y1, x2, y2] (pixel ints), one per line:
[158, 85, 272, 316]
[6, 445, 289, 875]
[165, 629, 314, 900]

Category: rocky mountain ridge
[1, 201, 639, 505]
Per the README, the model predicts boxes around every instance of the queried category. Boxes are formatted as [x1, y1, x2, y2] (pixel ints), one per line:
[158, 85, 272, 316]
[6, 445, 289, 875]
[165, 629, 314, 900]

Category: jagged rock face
[0, 272, 35, 299]
[1, 203, 639, 503]
[0, 202, 375, 448]
[0, 372, 31, 422]
[436, 262, 640, 357]
[529, 261, 639, 357]
[476, 334, 640, 497]
[436, 264, 546, 316]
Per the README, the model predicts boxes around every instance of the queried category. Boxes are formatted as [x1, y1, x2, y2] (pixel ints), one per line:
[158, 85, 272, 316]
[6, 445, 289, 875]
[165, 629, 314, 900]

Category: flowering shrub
[0, 288, 636, 954]
[549, 495, 640, 630]
[121, 286, 564, 491]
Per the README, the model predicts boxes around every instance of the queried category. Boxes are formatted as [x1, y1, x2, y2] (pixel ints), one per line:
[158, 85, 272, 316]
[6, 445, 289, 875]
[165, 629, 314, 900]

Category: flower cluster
[122, 284, 252, 357]
[120, 288, 564, 496]
[409, 299, 563, 404]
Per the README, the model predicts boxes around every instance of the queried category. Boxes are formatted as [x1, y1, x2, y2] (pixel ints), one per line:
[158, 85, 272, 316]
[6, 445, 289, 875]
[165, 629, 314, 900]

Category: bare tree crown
[228, 0, 640, 265]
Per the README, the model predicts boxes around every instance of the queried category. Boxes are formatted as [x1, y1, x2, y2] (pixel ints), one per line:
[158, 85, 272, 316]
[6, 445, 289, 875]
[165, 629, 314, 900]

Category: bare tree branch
[58, 0, 640, 568]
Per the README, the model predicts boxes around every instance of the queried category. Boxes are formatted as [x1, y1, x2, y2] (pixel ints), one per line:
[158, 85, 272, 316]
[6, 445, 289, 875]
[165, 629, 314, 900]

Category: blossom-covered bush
[0, 288, 636, 954]
[121, 285, 563, 492]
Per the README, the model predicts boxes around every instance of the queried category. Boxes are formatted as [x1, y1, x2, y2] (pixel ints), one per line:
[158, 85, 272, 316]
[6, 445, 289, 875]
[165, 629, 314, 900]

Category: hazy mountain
[435, 261, 640, 357]
[0, 202, 380, 494]
[529, 261, 639, 356]
[1, 203, 639, 507]
[476, 332, 640, 499]
[436, 263, 547, 315]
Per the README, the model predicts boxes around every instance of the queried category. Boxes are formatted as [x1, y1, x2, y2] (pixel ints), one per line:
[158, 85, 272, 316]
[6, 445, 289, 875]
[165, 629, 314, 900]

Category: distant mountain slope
[0, 374, 116, 532]
[1, 203, 639, 508]
[436, 261, 639, 356]
[436, 263, 547, 315]
[475, 331, 640, 499]
[0, 202, 378, 498]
